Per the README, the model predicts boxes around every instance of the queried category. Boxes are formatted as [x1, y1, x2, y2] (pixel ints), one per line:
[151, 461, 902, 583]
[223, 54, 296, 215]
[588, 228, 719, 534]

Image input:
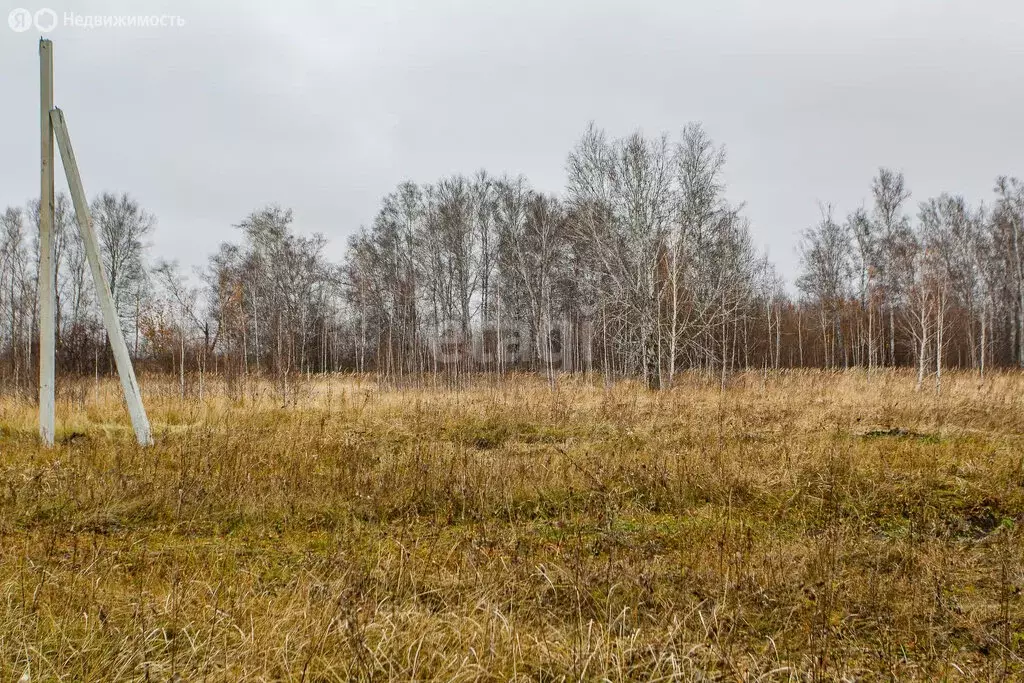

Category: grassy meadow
[0, 370, 1023, 680]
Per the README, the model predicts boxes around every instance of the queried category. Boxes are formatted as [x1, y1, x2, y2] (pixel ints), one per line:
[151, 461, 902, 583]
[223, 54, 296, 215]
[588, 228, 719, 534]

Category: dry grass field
[1, 370, 1023, 680]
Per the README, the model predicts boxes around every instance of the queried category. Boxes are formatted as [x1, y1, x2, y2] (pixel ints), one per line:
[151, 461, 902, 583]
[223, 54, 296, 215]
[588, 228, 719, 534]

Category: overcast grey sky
[3, 0, 1022, 284]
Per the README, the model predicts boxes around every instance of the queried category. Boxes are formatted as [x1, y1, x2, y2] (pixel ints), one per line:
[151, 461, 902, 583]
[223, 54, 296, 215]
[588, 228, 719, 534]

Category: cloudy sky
[2, 0, 1022, 285]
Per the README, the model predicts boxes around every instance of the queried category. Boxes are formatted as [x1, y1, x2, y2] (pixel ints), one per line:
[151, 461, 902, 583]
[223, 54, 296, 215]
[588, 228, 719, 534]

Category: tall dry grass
[0, 370, 1023, 680]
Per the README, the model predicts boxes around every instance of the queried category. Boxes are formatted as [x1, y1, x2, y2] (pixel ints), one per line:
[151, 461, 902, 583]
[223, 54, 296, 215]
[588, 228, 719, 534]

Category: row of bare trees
[797, 171, 1024, 390]
[4, 123, 1024, 392]
[340, 124, 771, 389]
[0, 191, 155, 392]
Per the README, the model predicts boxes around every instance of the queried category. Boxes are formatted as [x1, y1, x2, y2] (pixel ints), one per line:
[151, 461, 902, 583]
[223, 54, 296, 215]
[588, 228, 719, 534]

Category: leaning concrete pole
[50, 108, 153, 446]
[38, 39, 56, 447]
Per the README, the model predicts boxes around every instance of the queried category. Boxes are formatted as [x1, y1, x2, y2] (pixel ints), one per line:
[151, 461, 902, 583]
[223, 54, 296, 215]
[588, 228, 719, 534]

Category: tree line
[3, 122, 1024, 393]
